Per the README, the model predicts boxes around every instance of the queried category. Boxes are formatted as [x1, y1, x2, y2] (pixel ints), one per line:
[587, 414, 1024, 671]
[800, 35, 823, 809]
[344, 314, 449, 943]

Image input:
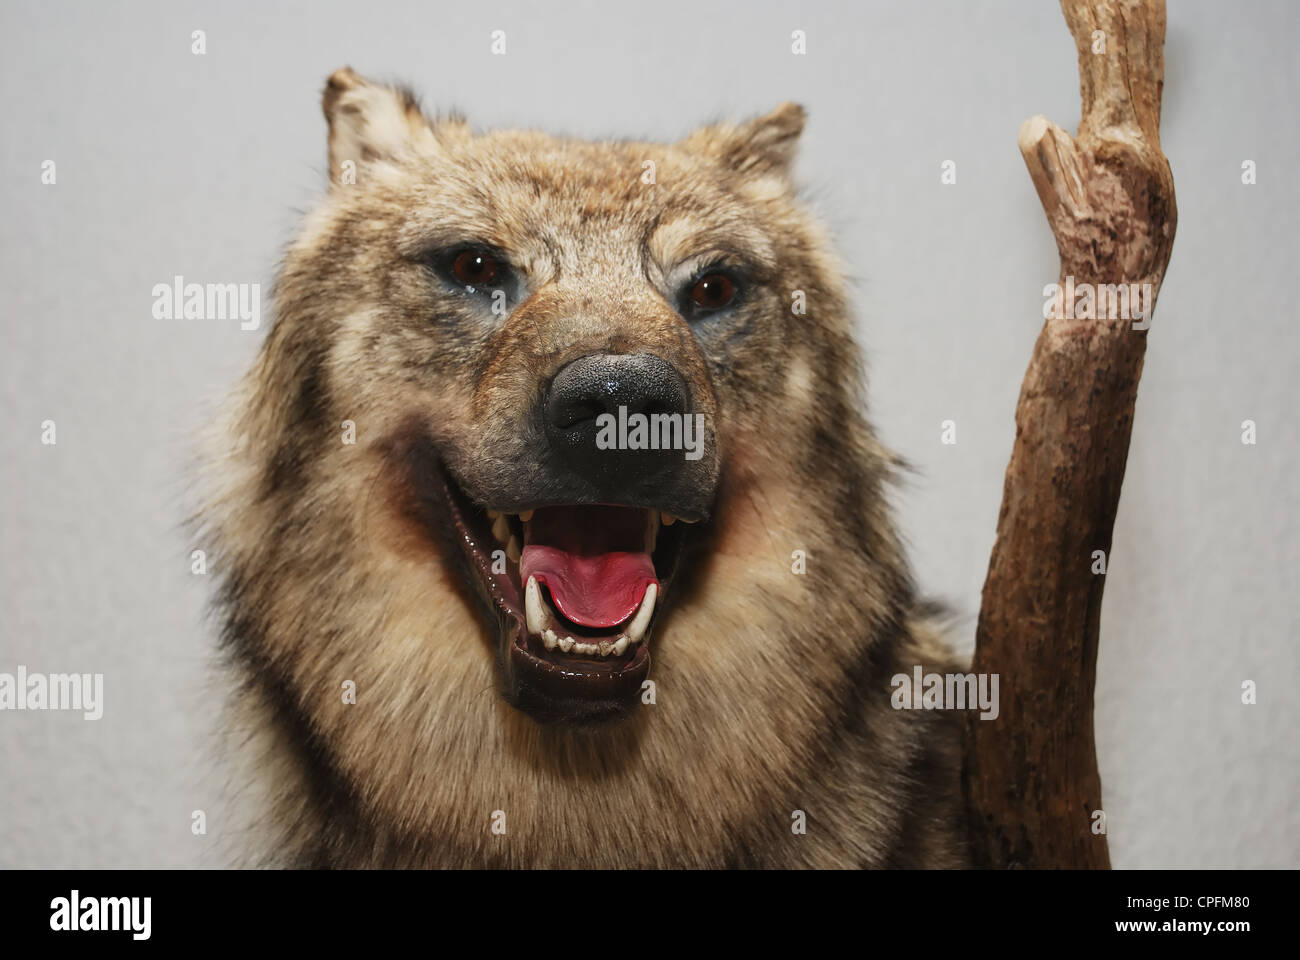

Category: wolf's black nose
[545, 353, 690, 489]
[547, 353, 689, 429]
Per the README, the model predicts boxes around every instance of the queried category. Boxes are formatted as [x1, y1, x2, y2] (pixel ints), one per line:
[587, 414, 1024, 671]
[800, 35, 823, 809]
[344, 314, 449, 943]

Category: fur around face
[201, 68, 968, 868]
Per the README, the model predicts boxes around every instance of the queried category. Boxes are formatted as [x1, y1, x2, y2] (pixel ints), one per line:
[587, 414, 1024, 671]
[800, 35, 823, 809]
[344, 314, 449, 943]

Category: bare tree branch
[962, 0, 1177, 869]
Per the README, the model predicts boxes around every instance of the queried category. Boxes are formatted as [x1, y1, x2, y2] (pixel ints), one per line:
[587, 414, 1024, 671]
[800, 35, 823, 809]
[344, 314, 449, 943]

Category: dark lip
[434, 462, 690, 709]
[509, 631, 651, 701]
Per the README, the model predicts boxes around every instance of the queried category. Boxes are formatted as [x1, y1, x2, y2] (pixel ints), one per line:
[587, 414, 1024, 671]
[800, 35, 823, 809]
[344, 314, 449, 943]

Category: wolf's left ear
[322, 67, 462, 184]
[680, 103, 806, 179]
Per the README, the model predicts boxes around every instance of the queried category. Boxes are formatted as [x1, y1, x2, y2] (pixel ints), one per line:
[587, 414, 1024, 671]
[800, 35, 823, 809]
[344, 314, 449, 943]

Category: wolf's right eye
[678, 266, 743, 320]
[450, 249, 501, 288]
[688, 273, 736, 311]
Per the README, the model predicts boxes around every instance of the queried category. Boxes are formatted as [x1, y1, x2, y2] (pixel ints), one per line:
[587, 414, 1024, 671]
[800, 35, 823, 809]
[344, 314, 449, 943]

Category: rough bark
[962, 0, 1177, 868]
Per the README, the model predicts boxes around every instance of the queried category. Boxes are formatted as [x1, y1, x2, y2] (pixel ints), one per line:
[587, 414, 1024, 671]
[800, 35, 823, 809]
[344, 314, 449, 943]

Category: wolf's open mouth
[521, 505, 658, 658]
[436, 466, 696, 719]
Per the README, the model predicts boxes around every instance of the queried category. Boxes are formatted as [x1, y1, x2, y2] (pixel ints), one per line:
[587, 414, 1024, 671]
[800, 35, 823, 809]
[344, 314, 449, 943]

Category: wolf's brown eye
[688, 273, 736, 310]
[451, 250, 500, 287]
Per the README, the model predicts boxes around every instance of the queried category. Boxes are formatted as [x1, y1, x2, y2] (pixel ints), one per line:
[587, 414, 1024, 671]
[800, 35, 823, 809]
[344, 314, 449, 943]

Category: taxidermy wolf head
[201, 68, 965, 868]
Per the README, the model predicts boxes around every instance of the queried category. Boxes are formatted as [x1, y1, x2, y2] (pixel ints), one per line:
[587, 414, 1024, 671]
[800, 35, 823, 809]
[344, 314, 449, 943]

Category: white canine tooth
[492, 514, 510, 543]
[661, 512, 676, 526]
[525, 577, 547, 635]
[612, 636, 629, 656]
[543, 629, 558, 651]
[626, 583, 657, 643]
[558, 636, 575, 653]
[506, 536, 521, 564]
[518, 509, 534, 522]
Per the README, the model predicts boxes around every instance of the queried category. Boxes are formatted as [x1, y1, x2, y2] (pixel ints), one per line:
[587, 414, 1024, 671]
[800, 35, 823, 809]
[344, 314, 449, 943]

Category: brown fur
[199, 68, 968, 868]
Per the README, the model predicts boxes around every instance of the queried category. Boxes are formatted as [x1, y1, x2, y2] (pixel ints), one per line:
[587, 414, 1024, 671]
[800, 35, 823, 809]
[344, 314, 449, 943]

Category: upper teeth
[659, 511, 699, 526]
[626, 583, 656, 643]
[525, 576, 547, 635]
[524, 575, 658, 659]
[492, 508, 692, 549]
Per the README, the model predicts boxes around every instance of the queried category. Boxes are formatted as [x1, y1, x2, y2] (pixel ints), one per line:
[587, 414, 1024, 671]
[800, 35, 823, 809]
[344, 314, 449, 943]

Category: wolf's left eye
[687, 272, 738, 311]
[451, 249, 501, 288]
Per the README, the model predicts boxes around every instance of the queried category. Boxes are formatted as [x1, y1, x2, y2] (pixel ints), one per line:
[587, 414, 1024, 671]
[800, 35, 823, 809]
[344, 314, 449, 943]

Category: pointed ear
[679, 103, 806, 178]
[321, 67, 453, 184]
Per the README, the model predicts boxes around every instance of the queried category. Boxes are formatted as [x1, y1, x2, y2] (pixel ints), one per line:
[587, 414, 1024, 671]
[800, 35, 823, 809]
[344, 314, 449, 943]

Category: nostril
[549, 395, 607, 431]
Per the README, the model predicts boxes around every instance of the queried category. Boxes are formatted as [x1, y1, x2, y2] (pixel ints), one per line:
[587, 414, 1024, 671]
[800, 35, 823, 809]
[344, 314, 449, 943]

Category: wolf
[200, 67, 968, 868]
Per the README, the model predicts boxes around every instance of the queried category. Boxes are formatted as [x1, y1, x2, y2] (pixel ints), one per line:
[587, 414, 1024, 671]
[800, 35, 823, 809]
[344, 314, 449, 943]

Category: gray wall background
[1, 0, 1296, 868]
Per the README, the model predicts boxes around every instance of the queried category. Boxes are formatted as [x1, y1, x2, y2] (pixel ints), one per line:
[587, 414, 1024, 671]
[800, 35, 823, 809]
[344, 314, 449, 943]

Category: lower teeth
[527, 577, 656, 659]
[542, 629, 626, 657]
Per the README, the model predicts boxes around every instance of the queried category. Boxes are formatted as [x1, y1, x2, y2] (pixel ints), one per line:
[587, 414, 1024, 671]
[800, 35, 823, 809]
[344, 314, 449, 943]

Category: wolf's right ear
[322, 67, 465, 186]
[679, 103, 807, 179]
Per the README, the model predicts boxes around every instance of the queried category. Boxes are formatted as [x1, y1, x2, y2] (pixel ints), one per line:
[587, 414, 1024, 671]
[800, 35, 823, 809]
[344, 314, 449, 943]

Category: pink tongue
[520, 547, 656, 628]
[518, 505, 657, 629]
